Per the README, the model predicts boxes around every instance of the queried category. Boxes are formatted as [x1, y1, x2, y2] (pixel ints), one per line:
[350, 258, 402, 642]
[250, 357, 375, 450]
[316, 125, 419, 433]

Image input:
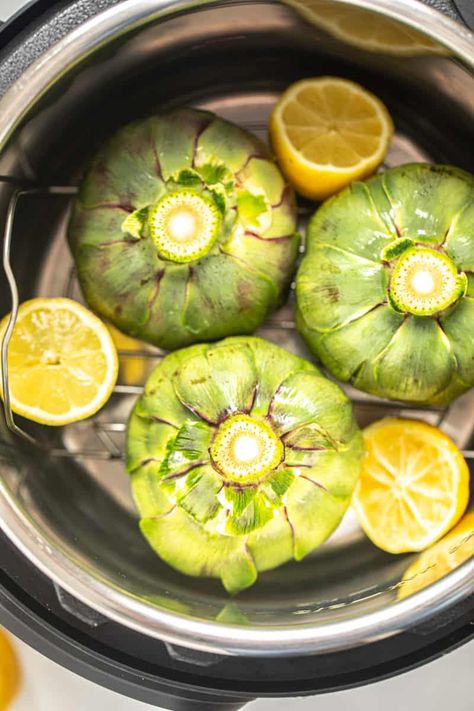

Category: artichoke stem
[210, 413, 284, 485]
[149, 189, 221, 263]
[389, 246, 466, 316]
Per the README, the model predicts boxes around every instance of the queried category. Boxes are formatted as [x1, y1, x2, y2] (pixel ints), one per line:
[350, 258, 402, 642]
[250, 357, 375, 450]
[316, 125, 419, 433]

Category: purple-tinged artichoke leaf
[174, 341, 258, 423]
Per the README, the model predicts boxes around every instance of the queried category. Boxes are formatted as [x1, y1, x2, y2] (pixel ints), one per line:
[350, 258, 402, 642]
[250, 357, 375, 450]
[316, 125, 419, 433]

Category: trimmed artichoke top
[127, 337, 363, 594]
[68, 109, 299, 350]
[296, 164, 474, 405]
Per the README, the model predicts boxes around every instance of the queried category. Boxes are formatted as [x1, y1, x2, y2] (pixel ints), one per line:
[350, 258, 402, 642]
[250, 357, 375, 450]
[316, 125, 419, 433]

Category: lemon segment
[269, 77, 394, 200]
[0, 629, 21, 711]
[0, 298, 118, 426]
[353, 418, 470, 554]
[398, 510, 474, 599]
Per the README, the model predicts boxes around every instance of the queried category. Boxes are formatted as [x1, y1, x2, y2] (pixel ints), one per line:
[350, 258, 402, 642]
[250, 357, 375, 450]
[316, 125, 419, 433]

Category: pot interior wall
[0, 0, 473, 630]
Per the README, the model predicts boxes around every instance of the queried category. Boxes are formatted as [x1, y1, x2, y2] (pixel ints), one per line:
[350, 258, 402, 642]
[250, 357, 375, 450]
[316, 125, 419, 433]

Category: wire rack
[1, 175, 474, 465]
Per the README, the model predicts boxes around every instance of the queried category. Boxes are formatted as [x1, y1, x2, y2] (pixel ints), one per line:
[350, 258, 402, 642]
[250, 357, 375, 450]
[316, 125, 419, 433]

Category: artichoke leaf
[445, 201, 474, 271]
[373, 316, 457, 403]
[222, 336, 315, 417]
[441, 298, 474, 385]
[174, 342, 258, 423]
[296, 245, 388, 333]
[177, 465, 222, 523]
[300, 434, 364, 499]
[79, 118, 165, 209]
[168, 168, 204, 189]
[126, 414, 176, 472]
[264, 190, 298, 238]
[236, 190, 272, 232]
[316, 305, 404, 384]
[220, 225, 299, 293]
[130, 462, 173, 517]
[307, 180, 397, 261]
[382, 164, 473, 244]
[139, 264, 194, 351]
[225, 491, 274, 536]
[269, 370, 357, 443]
[224, 487, 257, 516]
[151, 109, 213, 180]
[467, 274, 474, 298]
[237, 157, 286, 205]
[136, 346, 205, 427]
[183, 253, 278, 341]
[246, 512, 294, 573]
[283, 422, 337, 451]
[160, 421, 214, 477]
[74, 240, 162, 335]
[286, 476, 348, 560]
[198, 162, 234, 189]
[140, 508, 257, 594]
[69, 205, 136, 250]
[195, 116, 268, 173]
[122, 207, 149, 239]
[263, 467, 295, 501]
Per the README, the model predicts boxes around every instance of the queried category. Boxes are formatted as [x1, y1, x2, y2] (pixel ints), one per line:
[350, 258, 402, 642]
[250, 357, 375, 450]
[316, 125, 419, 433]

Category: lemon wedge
[398, 510, 473, 599]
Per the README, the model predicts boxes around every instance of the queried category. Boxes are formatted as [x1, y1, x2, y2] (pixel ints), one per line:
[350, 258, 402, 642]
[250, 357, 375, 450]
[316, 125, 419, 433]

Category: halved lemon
[398, 510, 473, 600]
[353, 418, 470, 554]
[0, 629, 21, 711]
[0, 298, 118, 426]
[269, 76, 394, 200]
[286, 0, 445, 56]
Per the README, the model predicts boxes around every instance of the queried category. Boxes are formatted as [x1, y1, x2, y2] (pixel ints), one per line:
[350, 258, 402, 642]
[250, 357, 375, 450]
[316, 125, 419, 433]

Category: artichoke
[127, 336, 363, 593]
[68, 109, 298, 350]
[296, 164, 474, 405]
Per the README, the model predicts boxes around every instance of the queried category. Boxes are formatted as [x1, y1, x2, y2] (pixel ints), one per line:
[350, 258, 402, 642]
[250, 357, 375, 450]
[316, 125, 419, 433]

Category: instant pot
[0, 1, 473, 709]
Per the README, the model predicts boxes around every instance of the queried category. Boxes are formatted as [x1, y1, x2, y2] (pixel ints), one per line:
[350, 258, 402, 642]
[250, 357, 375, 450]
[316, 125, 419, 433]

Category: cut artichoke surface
[296, 164, 474, 405]
[68, 109, 299, 350]
[127, 337, 363, 593]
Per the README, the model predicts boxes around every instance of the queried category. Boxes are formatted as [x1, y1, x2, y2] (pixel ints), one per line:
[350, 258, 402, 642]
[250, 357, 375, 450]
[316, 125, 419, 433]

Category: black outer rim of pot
[1, 532, 473, 710]
[0, 0, 68, 49]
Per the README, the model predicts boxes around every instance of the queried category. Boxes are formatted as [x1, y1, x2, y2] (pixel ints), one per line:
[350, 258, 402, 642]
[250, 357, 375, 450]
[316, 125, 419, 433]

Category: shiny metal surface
[0, 0, 473, 656]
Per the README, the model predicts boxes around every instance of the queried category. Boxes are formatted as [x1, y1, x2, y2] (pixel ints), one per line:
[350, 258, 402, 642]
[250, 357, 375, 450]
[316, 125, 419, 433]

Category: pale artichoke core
[149, 189, 221, 263]
[210, 413, 284, 485]
[389, 246, 466, 317]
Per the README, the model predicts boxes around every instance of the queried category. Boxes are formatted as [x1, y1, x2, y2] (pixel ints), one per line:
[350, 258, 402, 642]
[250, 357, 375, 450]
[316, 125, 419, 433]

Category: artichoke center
[210, 413, 284, 485]
[149, 189, 221, 263]
[389, 247, 466, 316]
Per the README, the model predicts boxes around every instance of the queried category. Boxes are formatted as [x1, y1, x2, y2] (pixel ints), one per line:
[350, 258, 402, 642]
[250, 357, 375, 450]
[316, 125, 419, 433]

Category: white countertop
[9, 633, 472, 711]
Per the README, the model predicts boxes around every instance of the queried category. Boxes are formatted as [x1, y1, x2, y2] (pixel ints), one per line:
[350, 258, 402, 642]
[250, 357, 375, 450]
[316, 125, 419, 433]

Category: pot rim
[0, 0, 473, 656]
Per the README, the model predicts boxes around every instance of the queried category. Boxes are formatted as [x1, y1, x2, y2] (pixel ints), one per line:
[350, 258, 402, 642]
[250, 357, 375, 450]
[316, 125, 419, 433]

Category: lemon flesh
[269, 76, 394, 200]
[353, 418, 470, 554]
[0, 298, 118, 426]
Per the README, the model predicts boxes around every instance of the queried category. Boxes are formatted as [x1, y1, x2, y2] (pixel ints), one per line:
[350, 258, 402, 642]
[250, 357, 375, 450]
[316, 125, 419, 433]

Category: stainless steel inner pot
[0, 0, 473, 657]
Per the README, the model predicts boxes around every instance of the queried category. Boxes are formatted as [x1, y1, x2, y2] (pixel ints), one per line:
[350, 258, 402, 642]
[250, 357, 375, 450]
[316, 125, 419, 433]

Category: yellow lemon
[269, 76, 394, 200]
[0, 629, 21, 711]
[353, 418, 470, 554]
[286, 0, 445, 56]
[0, 298, 118, 426]
[398, 510, 474, 599]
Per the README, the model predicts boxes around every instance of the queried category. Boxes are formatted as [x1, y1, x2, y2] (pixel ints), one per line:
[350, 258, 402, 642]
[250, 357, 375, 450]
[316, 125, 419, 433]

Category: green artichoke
[296, 164, 474, 406]
[127, 336, 363, 593]
[68, 109, 299, 350]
